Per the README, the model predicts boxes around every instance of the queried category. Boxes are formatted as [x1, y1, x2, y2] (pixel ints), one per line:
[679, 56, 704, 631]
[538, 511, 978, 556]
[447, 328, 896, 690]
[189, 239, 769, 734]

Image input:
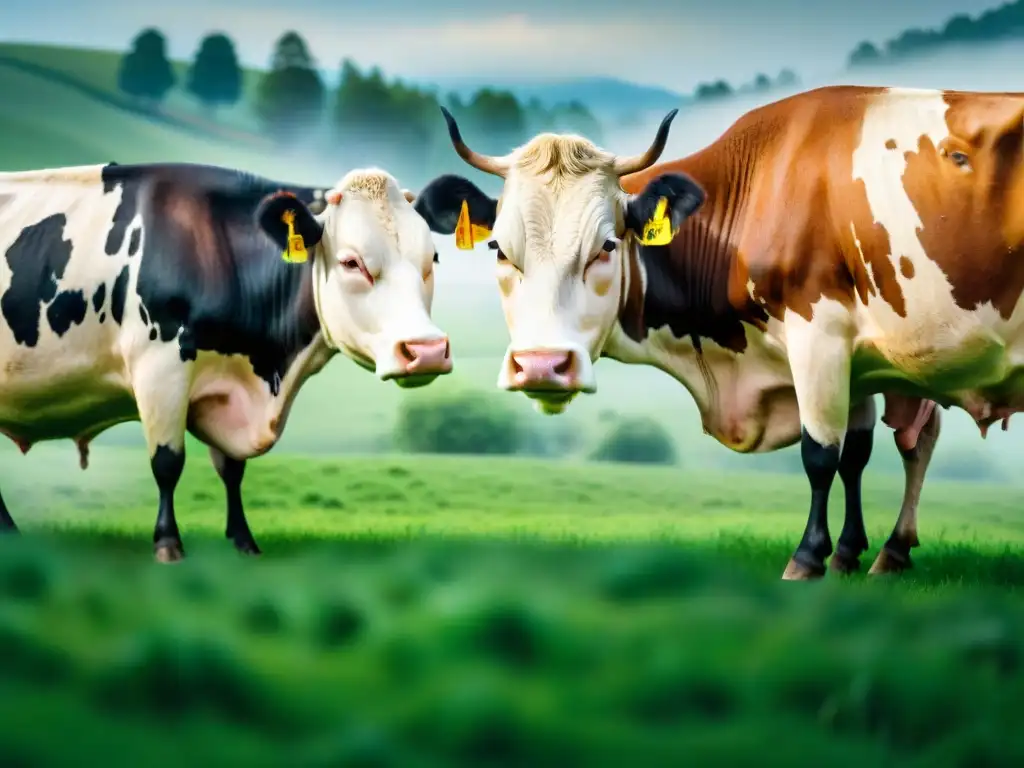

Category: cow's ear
[256, 192, 324, 251]
[624, 172, 705, 240]
[413, 174, 497, 235]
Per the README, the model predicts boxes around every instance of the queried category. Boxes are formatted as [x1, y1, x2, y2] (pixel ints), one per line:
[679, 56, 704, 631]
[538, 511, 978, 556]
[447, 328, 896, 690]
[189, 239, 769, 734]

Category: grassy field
[1, 449, 1024, 765]
[4, 445, 1024, 586]
[5, 39, 1024, 764]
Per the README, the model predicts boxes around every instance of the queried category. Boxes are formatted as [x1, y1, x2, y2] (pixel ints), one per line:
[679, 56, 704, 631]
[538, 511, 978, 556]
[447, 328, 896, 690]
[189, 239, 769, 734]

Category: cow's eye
[602, 239, 616, 252]
[950, 150, 970, 168]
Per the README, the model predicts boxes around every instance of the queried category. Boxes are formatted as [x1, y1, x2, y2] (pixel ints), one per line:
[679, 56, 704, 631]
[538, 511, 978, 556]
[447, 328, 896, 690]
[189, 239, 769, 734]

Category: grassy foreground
[2, 449, 1024, 765]
[6, 445, 1024, 587]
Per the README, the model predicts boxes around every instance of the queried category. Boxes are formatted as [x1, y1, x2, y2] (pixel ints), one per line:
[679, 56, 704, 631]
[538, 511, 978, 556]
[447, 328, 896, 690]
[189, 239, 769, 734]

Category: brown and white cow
[0, 162, 452, 561]
[407, 85, 1006, 580]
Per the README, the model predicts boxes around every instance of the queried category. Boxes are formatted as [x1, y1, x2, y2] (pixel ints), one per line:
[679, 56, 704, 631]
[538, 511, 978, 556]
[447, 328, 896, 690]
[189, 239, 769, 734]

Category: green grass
[4, 444, 1024, 588]
[1, 449, 1024, 765]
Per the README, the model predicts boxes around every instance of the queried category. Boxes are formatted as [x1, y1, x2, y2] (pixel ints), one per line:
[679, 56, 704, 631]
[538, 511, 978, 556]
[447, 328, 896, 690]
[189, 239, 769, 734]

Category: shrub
[393, 389, 525, 455]
[590, 416, 677, 466]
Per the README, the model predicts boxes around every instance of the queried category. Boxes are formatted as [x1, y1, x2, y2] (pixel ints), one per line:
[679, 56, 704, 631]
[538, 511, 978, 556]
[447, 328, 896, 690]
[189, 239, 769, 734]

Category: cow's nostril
[553, 352, 573, 376]
[398, 342, 416, 363]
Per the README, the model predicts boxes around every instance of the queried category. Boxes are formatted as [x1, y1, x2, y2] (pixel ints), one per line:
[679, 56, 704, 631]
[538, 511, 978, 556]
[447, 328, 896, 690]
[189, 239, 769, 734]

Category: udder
[188, 374, 279, 460]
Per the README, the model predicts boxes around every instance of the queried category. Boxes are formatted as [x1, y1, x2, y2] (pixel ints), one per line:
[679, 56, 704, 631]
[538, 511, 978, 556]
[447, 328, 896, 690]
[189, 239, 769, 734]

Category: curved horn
[613, 108, 679, 177]
[440, 106, 510, 178]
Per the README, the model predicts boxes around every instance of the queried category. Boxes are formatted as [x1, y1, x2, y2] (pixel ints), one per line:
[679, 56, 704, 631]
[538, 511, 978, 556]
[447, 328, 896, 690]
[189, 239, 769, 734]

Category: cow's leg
[829, 397, 875, 574]
[869, 406, 940, 575]
[0, 489, 17, 533]
[209, 446, 261, 556]
[781, 308, 852, 581]
[133, 354, 192, 563]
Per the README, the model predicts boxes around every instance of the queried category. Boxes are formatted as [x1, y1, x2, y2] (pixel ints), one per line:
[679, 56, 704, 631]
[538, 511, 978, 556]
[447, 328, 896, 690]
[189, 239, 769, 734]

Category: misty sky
[0, 0, 1004, 92]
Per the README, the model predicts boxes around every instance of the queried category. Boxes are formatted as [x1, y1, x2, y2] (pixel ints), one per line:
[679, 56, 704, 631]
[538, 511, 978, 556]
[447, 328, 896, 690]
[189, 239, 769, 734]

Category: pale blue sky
[0, 0, 1002, 91]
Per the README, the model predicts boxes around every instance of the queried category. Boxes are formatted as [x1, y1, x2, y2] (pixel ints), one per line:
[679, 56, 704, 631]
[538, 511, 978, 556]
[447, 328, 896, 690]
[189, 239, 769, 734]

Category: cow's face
[258, 171, 451, 388]
[415, 110, 703, 413]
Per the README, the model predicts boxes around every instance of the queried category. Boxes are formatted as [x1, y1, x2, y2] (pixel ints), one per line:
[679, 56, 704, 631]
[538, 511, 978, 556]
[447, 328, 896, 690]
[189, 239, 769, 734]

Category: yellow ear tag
[640, 197, 675, 246]
[454, 199, 491, 250]
[281, 209, 308, 263]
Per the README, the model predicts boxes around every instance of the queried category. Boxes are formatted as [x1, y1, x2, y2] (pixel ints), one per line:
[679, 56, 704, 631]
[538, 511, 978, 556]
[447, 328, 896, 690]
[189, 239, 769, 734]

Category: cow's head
[257, 169, 451, 388]
[415, 109, 704, 412]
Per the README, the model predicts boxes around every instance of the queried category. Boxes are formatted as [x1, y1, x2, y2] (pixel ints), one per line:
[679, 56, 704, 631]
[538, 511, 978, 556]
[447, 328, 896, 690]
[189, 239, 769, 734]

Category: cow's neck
[223, 244, 328, 393]
[604, 155, 775, 430]
[219, 258, 335, 444]
[608, 143, 769, 354]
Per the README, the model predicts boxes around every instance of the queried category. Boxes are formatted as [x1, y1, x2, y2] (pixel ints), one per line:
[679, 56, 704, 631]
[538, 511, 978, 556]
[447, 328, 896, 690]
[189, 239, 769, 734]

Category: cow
[405, 86, 996, 581]
[0, 162, 452, 562]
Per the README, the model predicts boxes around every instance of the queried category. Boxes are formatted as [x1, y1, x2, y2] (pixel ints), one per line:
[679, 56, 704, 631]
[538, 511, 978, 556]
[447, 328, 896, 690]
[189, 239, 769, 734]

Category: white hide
[311, 169, 446, 382]
[488, 151, 628, 410]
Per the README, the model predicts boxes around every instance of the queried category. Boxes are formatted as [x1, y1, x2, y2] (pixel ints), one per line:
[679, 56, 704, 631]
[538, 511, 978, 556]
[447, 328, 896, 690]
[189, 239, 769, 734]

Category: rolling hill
[0, 43, 690, 132]
[0, 42, 266, 138]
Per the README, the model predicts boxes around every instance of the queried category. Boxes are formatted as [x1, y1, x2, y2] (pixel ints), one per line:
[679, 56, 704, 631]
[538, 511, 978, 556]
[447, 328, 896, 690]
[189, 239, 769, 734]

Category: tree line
[848, 0, 1024, 67]
[116, 27, 604, 181]
[691, 69, 799, 102]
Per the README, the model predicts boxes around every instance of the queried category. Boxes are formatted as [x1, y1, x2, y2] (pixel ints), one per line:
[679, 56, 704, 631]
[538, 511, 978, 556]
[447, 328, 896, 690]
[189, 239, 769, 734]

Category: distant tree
[887, 28, 941, 59]
[849, 41, 883, 67]
[186, 33, 242, 115]
[776, 68, 798, 87]
[270, 30, 314, 69]
[332, 64, 602, 179]
[843, 1, 1024, 68]
[752, 73, 771, 91]
[553, 100, 604, 143]
[117, 28, 175, 106]
[254, 31, 325, 141]
[333, 59, 440, 173]
[464, 88, 527, 154]
[943, 14, 975, 42]
[694, 80, 732, 101]
[523, 96, 551, 134]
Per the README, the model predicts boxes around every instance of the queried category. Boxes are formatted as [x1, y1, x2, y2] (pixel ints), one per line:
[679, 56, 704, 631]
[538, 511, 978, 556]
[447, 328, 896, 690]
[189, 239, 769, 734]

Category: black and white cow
[0, 162, 453, 561]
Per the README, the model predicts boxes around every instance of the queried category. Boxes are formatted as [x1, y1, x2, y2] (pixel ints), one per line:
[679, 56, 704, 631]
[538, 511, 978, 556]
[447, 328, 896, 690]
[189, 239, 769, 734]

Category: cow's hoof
[782, 557, 826, 581]
[828, 550, 862, 575]
[232, 538, 262, 557]
[154, 539, 185, 563]
[868, 547, 912, 575]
